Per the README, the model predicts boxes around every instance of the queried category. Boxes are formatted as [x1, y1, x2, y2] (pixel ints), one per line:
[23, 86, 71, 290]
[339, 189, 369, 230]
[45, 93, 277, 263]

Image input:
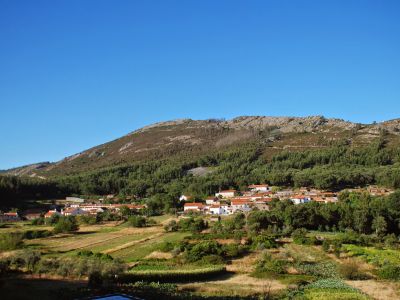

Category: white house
[248, 184, 270, 193]
[209, 204, 224, 215]
[62, 208, 88, 216]
[205, 197, 218, 205]
[0, 212, 20, 222]
[183, 202, 204, 212]
[290, 195, 311, 205]
[215, 190, 236, 199]
[179, 195, 193, 202]
[44, 210, 61, 218]
[231, 200, 252, 213]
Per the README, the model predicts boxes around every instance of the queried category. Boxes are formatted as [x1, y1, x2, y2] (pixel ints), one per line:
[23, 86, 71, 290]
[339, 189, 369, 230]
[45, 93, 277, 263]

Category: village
[0, 184, 393, 222]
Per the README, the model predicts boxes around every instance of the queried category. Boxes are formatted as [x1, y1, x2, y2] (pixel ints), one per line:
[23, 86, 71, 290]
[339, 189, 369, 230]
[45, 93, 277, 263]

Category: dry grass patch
[346, 280, 400, 300]
[179, 274, 285, 297]
[145, 251, 173, 259]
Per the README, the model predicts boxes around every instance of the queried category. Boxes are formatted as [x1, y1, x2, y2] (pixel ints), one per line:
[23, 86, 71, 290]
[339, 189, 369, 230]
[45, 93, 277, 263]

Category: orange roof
[184, 202, 203, 207]
[4, 212, 18, 216]
[231, 200, 251, 206]
[210, 204, 221, 208]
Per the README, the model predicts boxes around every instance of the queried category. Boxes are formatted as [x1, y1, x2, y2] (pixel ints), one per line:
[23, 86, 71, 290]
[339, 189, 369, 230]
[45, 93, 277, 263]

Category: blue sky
[0, 0, 399, 169]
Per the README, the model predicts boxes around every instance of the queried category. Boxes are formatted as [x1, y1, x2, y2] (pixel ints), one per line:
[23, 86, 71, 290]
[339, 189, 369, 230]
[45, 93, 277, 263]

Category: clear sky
[1, 0, 399, 169]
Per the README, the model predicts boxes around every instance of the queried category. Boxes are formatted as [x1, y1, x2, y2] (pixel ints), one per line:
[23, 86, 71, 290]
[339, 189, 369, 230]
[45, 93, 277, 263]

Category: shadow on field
[0, 277, 87, 300]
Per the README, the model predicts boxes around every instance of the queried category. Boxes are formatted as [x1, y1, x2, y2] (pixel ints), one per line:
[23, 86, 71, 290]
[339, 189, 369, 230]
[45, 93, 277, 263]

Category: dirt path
[346, 280, 400, 300]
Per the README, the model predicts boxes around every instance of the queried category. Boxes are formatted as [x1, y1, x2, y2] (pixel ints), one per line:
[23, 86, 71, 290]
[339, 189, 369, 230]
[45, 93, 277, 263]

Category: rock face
[4, 116, 400, 177]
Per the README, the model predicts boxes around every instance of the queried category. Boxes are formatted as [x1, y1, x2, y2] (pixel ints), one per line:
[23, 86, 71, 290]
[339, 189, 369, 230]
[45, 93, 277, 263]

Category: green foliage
[128, 215, 147, 227]
[53, 216, 79, 233]
[255, 253, 287, 276]
[249, 234, 278, 250]
[0, 232, 24, 251]
[296, 261, 339, 279]
[186, 241, 222, 262]
[23, 230, 52, 239]
[76, 250, 113, 261]
[177, 217, 207, 233]
[339, 261, 370, 280]
[164, 220, 178, 232]
[292, 228, 309, 244]
[378, 264, 400, 280]
[123, 265, 226, 283]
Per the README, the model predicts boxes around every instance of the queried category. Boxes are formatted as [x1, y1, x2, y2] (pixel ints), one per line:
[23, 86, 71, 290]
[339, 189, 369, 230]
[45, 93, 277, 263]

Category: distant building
[248, 184, 271, 193]
[183, 202, 204, 212]
[179, 195, 193, 202]
[215, 190, 236, 199]
[0, 212, 20, 222]
[66, 197, 85, 203]
[290, 195, 311, 205]
[62, 208, 87, 216]
[231, 200, 252, 213]
[205, 197, 218, 205]
[44, 210, 61, 218]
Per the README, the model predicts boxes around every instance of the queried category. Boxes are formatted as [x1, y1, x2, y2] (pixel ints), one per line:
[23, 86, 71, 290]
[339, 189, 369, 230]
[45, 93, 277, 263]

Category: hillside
[5, 116, 400, 177]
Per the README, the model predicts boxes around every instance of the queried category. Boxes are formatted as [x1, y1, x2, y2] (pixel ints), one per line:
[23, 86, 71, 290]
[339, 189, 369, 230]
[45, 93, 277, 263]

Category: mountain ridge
[5, 115, 400, 177]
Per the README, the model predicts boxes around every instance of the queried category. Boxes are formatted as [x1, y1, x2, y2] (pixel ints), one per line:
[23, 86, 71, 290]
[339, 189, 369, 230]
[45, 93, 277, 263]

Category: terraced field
[22, 216, 187, 262]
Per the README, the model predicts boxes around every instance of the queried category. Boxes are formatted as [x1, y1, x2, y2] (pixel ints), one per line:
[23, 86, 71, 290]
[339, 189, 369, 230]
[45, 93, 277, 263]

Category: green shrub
[53, 216, 79, 233]
[178, 217, 207, 233]
[186, 240, 223, 262]
[378, 264, 400, 280]
[159, 242, 175, 252]
[128, 215, 147, 227]
[76, 250, 113, 261]
[31, 217, 45, 225]
[339, 261, 370, 280]
[255, 253, 287, 275]
[24, 230, 52, 239]
[249, 234, 278, 250]
[0, 233, 24, 251]
[164, 220, 178, 232]
[292, 228, 308, 244]
[122, 265, 226, 283]
[10, 249, 41, 272]
[297, 261, 339, 279]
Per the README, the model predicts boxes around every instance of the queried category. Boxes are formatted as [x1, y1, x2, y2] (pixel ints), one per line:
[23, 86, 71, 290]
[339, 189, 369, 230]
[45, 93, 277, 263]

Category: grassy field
[3, 219, 400, 299]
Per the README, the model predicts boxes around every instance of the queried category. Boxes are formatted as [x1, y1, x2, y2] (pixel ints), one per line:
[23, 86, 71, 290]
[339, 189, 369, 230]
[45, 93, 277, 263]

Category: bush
[297, 261, 339, 279]
[10, 249, 41, 272]
[178, 217, 207, 233]
[0, 233, 24, 251]
[255, 253, 287, 275]
[31, 217, 45, 225]
[79, 215, 99, 225]
[186, 241, 223, 262]
[76, 250, 113, 261]
[24, 230, 52, 239]
[164, 220, 178, 232]
[249, 234, 278, 250]
[222, 243, 248, 258]
[121, 265, 226, 283]
[378, 264, 400, 280]
[53, 216, 79, 233]
[159, 242, 175, 253]
[339, 261, 370, 280]
[322, 240, 330, 252]
[128, 215, 147, 227]
[200, 254, 225, 265]
[292, 228, 308, 244]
